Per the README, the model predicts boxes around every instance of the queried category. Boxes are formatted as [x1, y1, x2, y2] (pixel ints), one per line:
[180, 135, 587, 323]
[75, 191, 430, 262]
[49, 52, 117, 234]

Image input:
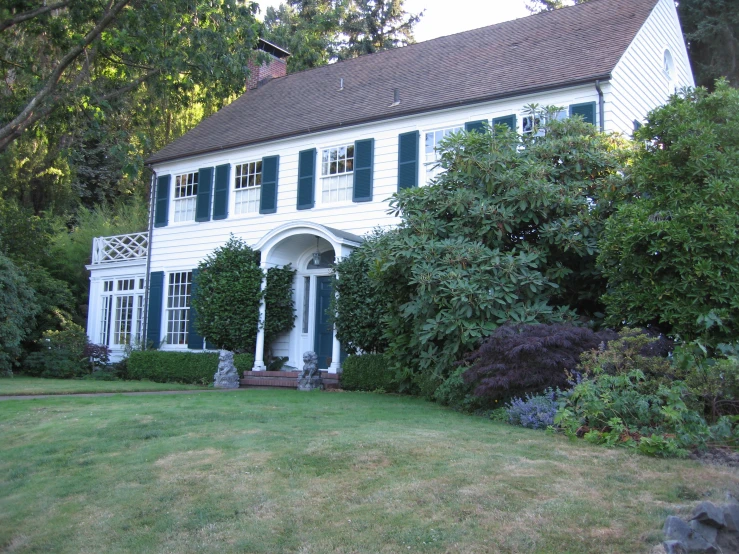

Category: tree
[0, 252, 39, 373]
[678, 0, 739, 89]
[337, 0, 422, 60]
[0, 0, 261, 152]
[191, 237, 264, 353]
[599, 81, 739, 346]
[262, 0, 422, 70]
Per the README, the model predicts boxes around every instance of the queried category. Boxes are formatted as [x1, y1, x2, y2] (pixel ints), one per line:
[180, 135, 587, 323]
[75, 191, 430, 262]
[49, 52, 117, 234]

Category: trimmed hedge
[127, 351, 254, 385]
[341, 354, 396, 392]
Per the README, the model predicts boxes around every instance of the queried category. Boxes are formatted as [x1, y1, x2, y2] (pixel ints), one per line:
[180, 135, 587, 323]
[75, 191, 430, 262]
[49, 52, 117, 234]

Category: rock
[662, 541, 687, 554]
[663, 516, 718, 553]
[691, 502, 726, 529]
[723, 503, 739, 532]
[213, 350, 240, 389]
[690, 520, 718, 545]
[716, 531, 739, 553]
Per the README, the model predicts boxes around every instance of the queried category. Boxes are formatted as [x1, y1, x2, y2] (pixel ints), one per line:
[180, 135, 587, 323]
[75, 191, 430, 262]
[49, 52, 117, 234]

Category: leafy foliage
[332, 233, 388, 355]
[461, 323, 617, 405]
[506, 389, 560, 430]
[599, 83, 739, 345]
[191, 237, 263, 353]
[264, 264, 298, 356]
[0, 253, 39, 373]
[127, 351, 218, 385]
[340, 354, 397, 392]
[23, 320, 106, 379]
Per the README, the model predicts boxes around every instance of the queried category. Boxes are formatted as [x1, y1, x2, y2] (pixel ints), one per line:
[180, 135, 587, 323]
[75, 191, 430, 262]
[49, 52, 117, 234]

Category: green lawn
[0, 376, 208, 396]
[1, 390, 737, 554]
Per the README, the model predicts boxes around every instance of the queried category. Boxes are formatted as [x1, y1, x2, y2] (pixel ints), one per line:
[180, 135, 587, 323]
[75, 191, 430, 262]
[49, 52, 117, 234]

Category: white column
[252, 262, 268, 371]
[328, 257, 342, 374]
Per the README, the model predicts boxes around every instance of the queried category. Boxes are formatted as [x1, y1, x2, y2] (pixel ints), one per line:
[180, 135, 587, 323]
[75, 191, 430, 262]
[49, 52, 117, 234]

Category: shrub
[233, 353, 255, 375]
[340, 354, 396, 392]
[23, 321, 97, 379]
[599, 82, 739, 345]
[0, 253, 39, 373]
[671, 341, 739, 421]
[433, 366, 481, 412]
[506, 389, 560, 430]
[191, 236, 263, 352]
[127, 351, 220, 385]
[461, 323, 617, 406]
[263, 265, 297, 356]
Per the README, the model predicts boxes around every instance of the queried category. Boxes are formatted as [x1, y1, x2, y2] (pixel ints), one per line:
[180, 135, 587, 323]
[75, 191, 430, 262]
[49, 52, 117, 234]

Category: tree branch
[0, 1, 72, 33]
[0, 0, 131, 151]
[98, 68, 160, 102]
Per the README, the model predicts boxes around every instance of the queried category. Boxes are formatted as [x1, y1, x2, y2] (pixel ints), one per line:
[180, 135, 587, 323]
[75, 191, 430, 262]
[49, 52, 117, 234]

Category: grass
[1, 389, 737, 553]
[0, 376, 208, 396]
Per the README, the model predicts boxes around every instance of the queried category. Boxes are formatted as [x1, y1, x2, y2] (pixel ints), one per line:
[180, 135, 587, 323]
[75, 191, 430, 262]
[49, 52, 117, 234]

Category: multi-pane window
[99, 280, 113, 344]
[321, 144, 354, 203]
[166, 271, 192, 345]
[113, 295, 134, 345]
[424, 126, 462, 183]
[234, 160, 262, 214]
[173, 172, 198, 222]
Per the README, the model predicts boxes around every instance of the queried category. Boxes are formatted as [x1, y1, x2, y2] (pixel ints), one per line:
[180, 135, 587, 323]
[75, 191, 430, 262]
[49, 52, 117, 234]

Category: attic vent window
[663, 49, 676, 90]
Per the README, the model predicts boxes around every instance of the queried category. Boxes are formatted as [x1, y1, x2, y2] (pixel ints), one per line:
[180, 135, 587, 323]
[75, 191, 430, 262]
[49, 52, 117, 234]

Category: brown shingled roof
[147, 0, 659, 165]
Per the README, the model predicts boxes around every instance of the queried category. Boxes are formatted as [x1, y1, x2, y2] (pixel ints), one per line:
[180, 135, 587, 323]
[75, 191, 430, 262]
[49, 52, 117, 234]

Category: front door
[314, 276, 333, 369]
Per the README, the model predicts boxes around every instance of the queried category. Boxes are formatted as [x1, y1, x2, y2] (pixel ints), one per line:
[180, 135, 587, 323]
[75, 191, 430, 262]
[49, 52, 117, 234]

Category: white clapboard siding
[149, 84, 600, 272]
[608, 0, 694, 136]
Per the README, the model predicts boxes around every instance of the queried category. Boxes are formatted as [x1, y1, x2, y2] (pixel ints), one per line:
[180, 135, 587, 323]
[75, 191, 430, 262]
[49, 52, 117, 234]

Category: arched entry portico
[251, 221, 362, 373]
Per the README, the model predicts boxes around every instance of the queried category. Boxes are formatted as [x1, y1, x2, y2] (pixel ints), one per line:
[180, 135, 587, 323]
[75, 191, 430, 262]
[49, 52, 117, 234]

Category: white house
[86, 0, 694, 371]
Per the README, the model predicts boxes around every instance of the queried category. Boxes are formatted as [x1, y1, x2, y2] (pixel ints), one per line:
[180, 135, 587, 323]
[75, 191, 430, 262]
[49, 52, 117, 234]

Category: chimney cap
[257, 38, 290, 59]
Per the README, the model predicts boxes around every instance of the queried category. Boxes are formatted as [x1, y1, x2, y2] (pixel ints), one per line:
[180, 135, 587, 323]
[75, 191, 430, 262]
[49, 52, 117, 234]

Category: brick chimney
[247, 39, 290, 91]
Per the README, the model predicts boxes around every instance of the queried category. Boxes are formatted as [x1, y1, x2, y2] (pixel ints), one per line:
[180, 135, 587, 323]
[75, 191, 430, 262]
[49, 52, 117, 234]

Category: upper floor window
[425, 126, 463, 183]
[664, 49, 676, 90]
[173, 172, 198, 222]
[321, 144, 354, 203]
[234, 160, 262, 214]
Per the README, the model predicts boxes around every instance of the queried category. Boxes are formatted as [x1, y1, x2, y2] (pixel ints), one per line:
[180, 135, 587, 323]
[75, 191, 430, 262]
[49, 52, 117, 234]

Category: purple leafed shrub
[462, 323, 618, 405]
[506, 389, 559, 430]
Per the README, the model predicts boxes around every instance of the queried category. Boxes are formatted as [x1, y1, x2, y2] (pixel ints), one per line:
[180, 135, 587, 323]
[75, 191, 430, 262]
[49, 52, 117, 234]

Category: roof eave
[145, 74, 612, 167]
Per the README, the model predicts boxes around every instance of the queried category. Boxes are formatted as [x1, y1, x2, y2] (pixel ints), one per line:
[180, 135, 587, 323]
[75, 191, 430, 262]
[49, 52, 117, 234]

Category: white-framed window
[663, 48, 676, 90]
[424, 125, 463, 183]
[166, 271, 192, 345]
[99, 277, 144, 347]
[234, 160, 262, 214]
[173, 172, 198, 222]
[321, 144, 354, 203]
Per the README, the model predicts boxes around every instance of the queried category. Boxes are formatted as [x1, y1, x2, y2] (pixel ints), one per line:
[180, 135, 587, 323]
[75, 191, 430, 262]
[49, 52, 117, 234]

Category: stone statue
[297, 350, 323, 391]
[213, 350, 240, 389]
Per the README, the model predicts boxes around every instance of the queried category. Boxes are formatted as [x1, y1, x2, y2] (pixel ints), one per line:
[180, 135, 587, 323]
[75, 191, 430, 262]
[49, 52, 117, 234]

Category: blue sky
[256, 0, 531, 43]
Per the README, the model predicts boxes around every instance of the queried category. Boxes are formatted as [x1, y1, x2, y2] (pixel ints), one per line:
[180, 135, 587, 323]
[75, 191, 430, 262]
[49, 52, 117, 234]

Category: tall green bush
[349, 112, 630, 391]
[599, 82, 739, 345]
[264, 264, 297, 354]
[0, 253, 39, 373]
[340, 354, 396, 392]
[127, 351, 219, 384]
[191, 236, 263, 352]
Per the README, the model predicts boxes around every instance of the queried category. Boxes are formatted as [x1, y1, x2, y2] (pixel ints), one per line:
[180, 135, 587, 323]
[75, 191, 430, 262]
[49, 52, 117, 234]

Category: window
[99, 278, 144, 347]
[113, 295, 134, 345]
[664, 49, 676, 90]
[302, 277, 310, 333]
[166, 271, 192, 345]
[173, 172, 198, 222]
[234, 160, 262, 214]
[99, 280, 113, 344]
[424, 126, 462, 183]
[321, 144, 354, 203]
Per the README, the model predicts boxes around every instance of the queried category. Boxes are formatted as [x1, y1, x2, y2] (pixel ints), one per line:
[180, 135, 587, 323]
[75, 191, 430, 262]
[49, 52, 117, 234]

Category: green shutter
[146, 271, 164, 348]
[569, 102, 597, 125]
[195, 167, 214, 222]
[465, 120, 488, 133]
[492, 115, 517, 132]
[297, 149, 316, 210]
[260, 155, 279, 214]
[212, 164, 230, 220]
[353, 138, 374, 202]
[187, 268, 205, 349]
[154, 175, 170, 228]
[397, 131, 419, 190]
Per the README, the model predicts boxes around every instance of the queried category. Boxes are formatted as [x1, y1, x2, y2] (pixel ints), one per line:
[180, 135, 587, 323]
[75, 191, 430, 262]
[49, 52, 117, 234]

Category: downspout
[141, 170, 156, 350]
[595, 80, 605, 132]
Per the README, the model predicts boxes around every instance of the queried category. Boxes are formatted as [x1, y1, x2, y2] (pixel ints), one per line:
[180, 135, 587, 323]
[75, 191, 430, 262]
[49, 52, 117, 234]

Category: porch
[241, 370, 341, 389]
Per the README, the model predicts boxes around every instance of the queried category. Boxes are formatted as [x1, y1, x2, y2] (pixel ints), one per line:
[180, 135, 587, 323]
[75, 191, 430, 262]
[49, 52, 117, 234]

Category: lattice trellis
[92, 232, 149, 264]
